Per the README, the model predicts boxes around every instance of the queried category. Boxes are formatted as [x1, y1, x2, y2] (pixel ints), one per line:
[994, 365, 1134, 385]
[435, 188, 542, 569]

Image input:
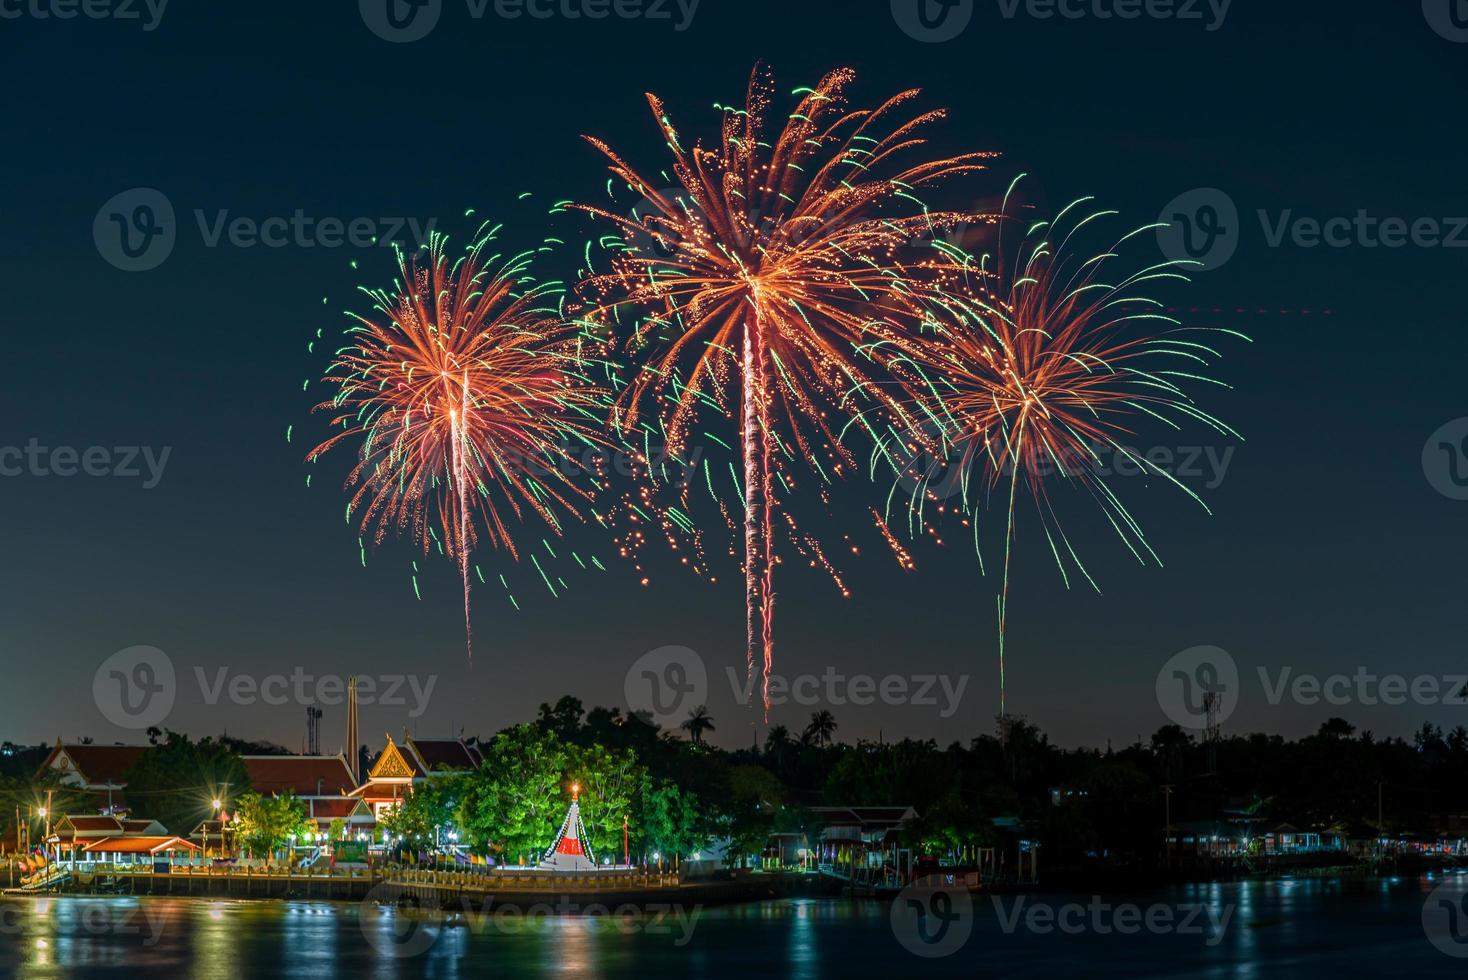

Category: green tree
[231, 792, 312, 861]
[639, 777, 706, 864]
[722, 764, 784, 866]
[124, 732, 250, 833]
[381, 775, 468, 850]
[804, 710, 837, 748]
[681, 705, 716, 745]
[457, 724, 569, 863]
[568, 742, 642, 860]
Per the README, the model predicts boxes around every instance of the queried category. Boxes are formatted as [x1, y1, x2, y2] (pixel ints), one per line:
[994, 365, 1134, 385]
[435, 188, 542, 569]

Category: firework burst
[574, 65, 994, 713]
[311, 225, 611, 657]
[878, 178, 1249, 716]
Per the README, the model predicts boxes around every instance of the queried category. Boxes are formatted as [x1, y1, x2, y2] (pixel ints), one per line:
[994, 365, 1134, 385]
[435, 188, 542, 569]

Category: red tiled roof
[82, 836, 199, 855]
[242, 755, 357, 796]
[41, 745, 148, 785]
[308, 798, 367, 820]
[407, 739, 479, 773]
[61, 816, 125, 833]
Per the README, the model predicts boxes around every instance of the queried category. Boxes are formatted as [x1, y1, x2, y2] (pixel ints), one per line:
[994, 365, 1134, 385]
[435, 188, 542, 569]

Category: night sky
[2, 0, 1465, 753]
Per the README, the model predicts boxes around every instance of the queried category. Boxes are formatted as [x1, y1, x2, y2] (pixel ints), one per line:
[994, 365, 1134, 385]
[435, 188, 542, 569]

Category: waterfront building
[35, 742, 147, 814]
[239, 754, 372, 837]
[348, 734, 482, 825]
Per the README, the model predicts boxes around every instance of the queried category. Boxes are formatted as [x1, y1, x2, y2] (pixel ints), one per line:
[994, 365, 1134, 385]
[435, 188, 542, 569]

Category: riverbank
[6, 866, 842, 911]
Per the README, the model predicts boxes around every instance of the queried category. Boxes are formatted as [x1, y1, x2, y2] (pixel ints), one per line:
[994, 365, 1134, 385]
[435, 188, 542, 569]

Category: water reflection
[0, 880, 1453, 978]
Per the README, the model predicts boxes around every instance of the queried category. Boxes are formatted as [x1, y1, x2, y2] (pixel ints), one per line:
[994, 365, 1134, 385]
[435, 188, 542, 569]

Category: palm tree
[681, 705, 715, 746]
[804, 711, 837, 748]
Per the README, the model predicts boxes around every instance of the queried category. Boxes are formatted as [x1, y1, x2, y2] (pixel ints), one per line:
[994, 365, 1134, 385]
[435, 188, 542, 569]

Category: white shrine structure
[539, 784, 600, 871]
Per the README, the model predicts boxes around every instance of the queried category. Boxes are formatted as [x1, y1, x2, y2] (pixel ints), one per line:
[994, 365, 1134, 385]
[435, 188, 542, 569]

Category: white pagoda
[538, 784, 599, 872]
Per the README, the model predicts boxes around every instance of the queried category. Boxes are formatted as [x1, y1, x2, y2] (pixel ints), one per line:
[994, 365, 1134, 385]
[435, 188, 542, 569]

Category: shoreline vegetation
[6, 703, 1468, 900]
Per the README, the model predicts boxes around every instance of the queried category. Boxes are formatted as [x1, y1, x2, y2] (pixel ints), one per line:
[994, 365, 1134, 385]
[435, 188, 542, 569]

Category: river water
[2, 874, 1466, 977]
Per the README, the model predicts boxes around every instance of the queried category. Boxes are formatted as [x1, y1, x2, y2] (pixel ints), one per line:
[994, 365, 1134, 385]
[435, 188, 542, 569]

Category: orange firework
[575, 65, 994, 712]
[883, 181, 1247, 715]
[311, 226, 610, 656]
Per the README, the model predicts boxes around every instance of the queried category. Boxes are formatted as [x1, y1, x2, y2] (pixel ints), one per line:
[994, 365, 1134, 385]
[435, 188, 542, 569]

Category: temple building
[239, 754, 373, 837]
[348, 734, 483, 825]
[46, 814, 198, 866]
[35, 742, 148, 815]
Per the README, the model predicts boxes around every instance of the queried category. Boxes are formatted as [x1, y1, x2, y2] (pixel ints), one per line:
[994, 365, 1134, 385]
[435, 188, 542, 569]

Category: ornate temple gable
[367, 735, 417, 781]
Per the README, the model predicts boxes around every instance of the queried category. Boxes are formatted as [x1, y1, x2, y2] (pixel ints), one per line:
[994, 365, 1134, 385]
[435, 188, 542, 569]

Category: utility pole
[1162, 785, 1174, 871]
[1377, 781, 1385, 862]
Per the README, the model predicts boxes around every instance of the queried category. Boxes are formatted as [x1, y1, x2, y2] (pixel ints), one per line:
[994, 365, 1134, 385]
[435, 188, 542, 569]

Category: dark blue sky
[2, 0, 1465, 752]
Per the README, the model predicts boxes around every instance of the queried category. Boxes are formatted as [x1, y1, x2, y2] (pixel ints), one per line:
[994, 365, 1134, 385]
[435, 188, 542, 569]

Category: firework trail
[310, 224, 611, 657]
[574, 65, 993, 713]
[877, 177, 1249, 717]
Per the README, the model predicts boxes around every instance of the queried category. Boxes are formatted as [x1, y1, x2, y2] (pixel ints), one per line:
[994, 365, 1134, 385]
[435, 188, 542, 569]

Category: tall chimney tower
[346, 676, 359, 784]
